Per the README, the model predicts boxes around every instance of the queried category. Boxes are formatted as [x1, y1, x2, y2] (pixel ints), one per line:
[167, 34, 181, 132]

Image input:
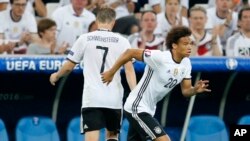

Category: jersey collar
[97, 29, 111, 32]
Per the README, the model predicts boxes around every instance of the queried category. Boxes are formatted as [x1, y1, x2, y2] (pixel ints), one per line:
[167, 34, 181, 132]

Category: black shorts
[81, 108, 122, 134]
[125, 111, 166, 141]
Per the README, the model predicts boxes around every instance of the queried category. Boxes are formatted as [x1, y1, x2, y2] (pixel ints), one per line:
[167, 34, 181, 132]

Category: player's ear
[172, 43, 177, 49]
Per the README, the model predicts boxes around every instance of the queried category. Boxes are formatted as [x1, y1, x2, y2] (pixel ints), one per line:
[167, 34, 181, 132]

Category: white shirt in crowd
[205, 7, 238, 47]
[226, 32, 250, 57]
[124, 50, 192, 116]
[191, 31, 223, 56]
[160, 0, 189, 11]
[154, 12, 189, 37]
[128, 33, 165, 50]
[0, 9, 37, 53]
[52, 4, 95, 48]
[67, 29, 131, 109]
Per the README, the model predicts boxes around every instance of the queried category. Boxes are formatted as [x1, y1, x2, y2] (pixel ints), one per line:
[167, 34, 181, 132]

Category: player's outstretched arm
[50, 60, 76, 86]
[101, 49, 144, 85]
[181, 79, 211, 97]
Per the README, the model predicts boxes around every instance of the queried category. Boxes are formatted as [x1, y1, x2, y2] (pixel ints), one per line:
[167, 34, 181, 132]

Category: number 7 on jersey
[96, 46, 109, 73]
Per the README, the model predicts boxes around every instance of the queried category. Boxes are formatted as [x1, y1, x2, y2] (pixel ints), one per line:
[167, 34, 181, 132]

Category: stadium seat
[120, 118, 129, 141]
[67, 116, 106, 141]
[16, 116, 60, 141]
[67, 117, 84, 141]
[99, 128, 106, 141]
[0, 119, 8, 141]
[46, 3, 59, 18]
[164, 127, 182, 141]
[186, 115, 229, 141]
[238, 115, 250, 125]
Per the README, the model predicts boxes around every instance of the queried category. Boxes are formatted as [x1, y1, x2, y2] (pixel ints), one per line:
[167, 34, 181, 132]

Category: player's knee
[107, 139, 118, 141]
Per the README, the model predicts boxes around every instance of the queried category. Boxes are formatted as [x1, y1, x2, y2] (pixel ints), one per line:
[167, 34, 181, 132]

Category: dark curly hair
[166, 26, 192, 50]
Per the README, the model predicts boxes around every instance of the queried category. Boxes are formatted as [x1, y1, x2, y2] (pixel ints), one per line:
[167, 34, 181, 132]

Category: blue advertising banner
[0, 56, 250, 73]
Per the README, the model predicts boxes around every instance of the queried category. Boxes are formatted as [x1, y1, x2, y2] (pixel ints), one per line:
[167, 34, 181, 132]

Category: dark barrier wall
[0, 56, 250, 141]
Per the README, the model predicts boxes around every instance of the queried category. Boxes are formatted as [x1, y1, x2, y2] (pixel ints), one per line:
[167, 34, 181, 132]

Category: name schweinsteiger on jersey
[67, 30, 131, 109]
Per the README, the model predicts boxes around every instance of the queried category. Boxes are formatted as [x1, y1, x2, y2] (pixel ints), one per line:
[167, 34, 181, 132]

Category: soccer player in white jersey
[0, 0, 38, 54]
[189, 6, 223, 56]
[101, 26, 211, 141]
[51, 0, 95, 50]
[128, 11, 165, 50]
[226, 6, 250, 57]
[50, 7, 137, 141]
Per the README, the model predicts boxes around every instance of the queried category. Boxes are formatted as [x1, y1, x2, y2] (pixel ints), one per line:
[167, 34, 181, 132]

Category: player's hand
[194, 80, 211, 93]
[50, 72, 59, 86]
[101, 70, 114, 85]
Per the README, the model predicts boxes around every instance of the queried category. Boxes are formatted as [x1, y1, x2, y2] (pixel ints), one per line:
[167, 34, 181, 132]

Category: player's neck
[97, 24, 112, 31]
[171, 50, 183, 63]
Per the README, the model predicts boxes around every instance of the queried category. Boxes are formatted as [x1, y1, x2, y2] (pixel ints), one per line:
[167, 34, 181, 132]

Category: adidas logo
[84, 124, 88, 129]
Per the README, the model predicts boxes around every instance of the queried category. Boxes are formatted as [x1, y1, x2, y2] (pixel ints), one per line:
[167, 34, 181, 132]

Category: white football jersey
[52, 5, 96, 47]
[124, 50, 191, 116]
[154, 12, 189, 37]
[0, 9, 37, 39]
[0, 9, 37, 53]
[226, 32, 250, 57]
[191, 31, 223, 56]
[67, 29, 131, 109]
[128, 33, 165, 50]
[205, 7, 238, 47]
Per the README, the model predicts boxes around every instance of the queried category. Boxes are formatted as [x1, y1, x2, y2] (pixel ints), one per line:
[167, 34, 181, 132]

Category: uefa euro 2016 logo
[226, 58, 238, 70]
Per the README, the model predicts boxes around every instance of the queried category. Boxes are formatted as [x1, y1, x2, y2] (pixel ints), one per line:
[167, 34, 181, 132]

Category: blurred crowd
[0, 0, 250, 57]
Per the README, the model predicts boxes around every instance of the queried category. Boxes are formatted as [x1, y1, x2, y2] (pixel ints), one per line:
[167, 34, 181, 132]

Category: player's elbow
[124, 48, 143, 61]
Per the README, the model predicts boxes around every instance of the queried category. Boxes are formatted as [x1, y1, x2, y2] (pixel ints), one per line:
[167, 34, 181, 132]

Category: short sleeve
[143, 49, 163, 70]
[67, 35, 86, 63]
[184, 58, 192, 79]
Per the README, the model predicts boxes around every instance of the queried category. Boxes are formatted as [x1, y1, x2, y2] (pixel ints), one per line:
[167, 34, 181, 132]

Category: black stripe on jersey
[66, 58, 79, 64]
[131, 67, 156, 139]
[132, 67, 153, 114]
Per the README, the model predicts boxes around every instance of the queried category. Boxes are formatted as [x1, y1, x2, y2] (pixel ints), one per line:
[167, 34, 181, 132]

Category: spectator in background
[0, 0, 39, 54]
[149, 0, 162, 14]
[26, 0, 47, 18]
[132, 0, 162, 22]
[0, 0, 8, 11]
[189, 6, 223, 56]
[134, 0, 162, 15]
[206, 0, 238, 55]
[106, 0, 136, 19]
[154, 0, 189, 38]
[226, 6, 250, 57]
[208, 0, 245, 12]
[27, 18, 68, 55]
[51, 0, 95, 51]
[128, 11, 165, 50]
[112, 14, 139, 36]
[86, 0, 105, 14]
[161, 0, 189, 18]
